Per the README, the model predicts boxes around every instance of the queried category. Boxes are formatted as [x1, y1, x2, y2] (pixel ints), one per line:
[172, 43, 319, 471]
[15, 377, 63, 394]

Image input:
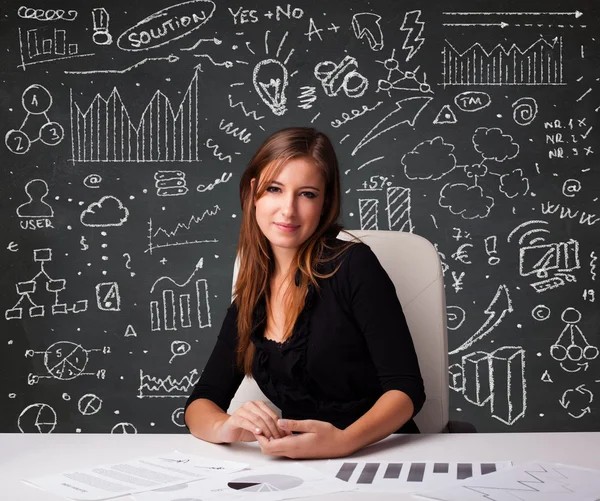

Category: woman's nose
[280, 193, 296, 217]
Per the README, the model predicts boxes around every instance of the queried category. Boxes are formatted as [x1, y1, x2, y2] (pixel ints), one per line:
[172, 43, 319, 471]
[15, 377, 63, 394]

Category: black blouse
[185, 239, 426, 434]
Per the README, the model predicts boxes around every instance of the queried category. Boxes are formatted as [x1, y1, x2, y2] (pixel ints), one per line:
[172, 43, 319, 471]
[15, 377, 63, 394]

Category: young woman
[184, 127, 425, 459]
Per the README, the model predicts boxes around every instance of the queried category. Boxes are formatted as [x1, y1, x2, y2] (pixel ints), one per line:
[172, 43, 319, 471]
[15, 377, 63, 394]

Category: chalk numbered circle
[22, 84, 53, 114]
[40, 121, 64, 146]
[5, 129, 31, 154]
[44, 341, 88, 380]
[78, 393, 103, 415]
[18, 403, 57, 433]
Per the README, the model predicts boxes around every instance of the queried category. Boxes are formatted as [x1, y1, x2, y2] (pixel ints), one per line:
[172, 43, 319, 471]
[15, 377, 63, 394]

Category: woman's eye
[302, 192, 317, 199]
[266, 186, 280, 193]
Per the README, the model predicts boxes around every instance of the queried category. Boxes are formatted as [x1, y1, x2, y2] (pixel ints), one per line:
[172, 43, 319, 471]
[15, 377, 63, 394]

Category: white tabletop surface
[2, 432, 600, 501]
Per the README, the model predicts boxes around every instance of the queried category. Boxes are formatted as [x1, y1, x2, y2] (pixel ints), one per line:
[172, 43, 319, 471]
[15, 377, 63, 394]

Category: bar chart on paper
[327, 460, 512, 493]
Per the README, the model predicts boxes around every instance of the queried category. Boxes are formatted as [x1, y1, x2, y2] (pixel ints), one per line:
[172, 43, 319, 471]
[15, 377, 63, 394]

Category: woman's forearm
[341, 390, 415, 455]
[184, 398, 230, 443]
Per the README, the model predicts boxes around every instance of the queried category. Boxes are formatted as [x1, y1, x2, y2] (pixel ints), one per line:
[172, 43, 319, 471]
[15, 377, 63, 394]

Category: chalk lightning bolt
[400, 10, 425, 62]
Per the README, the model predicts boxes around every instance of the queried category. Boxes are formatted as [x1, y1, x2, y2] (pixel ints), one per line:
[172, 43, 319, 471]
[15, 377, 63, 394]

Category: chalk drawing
[169, 341, 191, 364]
[18, 6, 77, 21]
[5, 248, 88, 320]
[70, 70, 203, 162]
[91, 8, 113, 45]
[25, 341, 108, 383]
[18, 403, 57, 433]
[352, 97, 432, 155]
[80, 196, 129, 227]
[442, 37, 564, 86]
[138, 368, 200, 399]
[155, 171, 189, 197]
[352, 13, 384, 51]
[315, 55, 369, 99]
[150, 258, 211, 331]
[449, 285, 513, 355]
[17, 27, 94, 70]
[117, 0, 216, 51]
[551, 307, 598, 373]
[6, 84, 64, 154]
[451, 345, 527, 425]
[147, 206, 220, 254]
[399, 10, 425, 61]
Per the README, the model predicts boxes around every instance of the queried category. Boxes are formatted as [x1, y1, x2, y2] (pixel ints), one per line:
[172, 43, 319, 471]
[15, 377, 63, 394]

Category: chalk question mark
[122, 253, 135, 277]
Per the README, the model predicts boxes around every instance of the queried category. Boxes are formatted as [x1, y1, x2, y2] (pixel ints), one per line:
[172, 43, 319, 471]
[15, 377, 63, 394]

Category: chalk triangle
[433, 105, 457, 124]
[124, 324, 137, 337]
[541, 370, 553, 383]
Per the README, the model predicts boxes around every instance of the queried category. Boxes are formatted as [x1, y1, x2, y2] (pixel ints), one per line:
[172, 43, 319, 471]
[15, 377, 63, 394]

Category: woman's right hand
[218, 401, 291, 443]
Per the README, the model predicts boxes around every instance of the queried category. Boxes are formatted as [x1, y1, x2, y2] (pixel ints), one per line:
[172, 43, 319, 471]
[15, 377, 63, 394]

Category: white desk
[2, 432, 600, 501]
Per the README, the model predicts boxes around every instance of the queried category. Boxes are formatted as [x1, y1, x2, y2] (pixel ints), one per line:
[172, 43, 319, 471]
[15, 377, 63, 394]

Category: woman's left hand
[254, 419, 351, 459]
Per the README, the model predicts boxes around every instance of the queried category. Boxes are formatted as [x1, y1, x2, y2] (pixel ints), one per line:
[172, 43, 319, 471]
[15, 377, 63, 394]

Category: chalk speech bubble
[117, 0, 216, 51]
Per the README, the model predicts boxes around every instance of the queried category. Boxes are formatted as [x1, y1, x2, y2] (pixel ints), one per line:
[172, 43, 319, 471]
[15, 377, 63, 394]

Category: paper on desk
[324, 460, 512, 493]
[23, 451, 248, 501]
[416, 461, 600, 501]
[132, 463, 356, 501]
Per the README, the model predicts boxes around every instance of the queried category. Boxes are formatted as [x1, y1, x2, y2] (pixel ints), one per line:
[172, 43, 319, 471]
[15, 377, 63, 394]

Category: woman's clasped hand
[217, 400, 292, 443]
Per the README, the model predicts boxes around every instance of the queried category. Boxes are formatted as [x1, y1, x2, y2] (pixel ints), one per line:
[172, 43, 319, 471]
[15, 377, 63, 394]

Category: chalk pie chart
[228, 474, 303, 492]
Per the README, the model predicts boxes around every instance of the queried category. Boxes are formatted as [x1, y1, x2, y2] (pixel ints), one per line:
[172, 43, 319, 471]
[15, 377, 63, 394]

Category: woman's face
[254, 157, 326, 257]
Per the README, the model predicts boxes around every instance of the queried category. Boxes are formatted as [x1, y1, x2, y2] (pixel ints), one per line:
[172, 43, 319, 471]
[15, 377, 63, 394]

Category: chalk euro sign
[117, 0, 216, 51]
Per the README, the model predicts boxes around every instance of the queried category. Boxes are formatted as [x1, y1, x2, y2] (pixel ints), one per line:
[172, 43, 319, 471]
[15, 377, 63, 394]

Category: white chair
[228, 230, 471, 433]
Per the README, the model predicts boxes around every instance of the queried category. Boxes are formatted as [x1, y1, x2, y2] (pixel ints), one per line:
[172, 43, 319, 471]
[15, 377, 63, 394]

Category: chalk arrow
[443, 22, 509, 28]
[351, 13, 384, 51]
[352, 96, 432, 156]
[443, 11, 583, 18]
[449, 284, 513, 355]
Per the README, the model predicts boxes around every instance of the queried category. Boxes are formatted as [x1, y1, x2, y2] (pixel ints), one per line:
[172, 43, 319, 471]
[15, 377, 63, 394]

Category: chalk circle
[62, 393, 71, 401]
[531, 305, 551, 321]
[171, 407, 186, 428]
[5, 129, 31, 154]
[567, 344, 583, 361]
[550, 344, 567, 361]
[446, 306, 465, 330]
[584, 345, 599, 360]
[171, 341, 191, 357]
[78, 393, 103, 415]
[40, 122, 64, 146]
[18, 403, 57, 433]
[561, 307, 581, 324]
[22, 84, 53, 114]
[111, 422, 137, 434]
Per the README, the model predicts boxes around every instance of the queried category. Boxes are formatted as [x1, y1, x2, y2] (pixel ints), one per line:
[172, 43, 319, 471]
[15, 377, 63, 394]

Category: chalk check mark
[581, 126, 593, 139]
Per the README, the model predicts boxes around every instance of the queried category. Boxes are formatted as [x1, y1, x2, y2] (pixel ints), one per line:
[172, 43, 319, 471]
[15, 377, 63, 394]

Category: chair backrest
[227, 230, 449, 433]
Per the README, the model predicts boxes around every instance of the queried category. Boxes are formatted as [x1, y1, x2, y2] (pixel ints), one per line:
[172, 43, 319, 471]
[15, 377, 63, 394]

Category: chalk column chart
[442, 37, 565, 86]
[149, 258, 212, 332]
[18, 27, 95, 70]
[69, 69, 203, 162]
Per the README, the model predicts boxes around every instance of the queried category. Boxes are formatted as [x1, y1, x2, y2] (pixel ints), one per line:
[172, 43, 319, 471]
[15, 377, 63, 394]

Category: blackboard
[1, 0, 598, 434]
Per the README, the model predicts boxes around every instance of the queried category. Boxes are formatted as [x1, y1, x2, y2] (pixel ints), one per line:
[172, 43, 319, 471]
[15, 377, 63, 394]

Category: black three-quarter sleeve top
[185, 238, 426, 434]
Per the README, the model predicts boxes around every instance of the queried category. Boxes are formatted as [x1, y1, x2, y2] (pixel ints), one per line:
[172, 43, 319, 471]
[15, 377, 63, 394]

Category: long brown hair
[234, 127, 355, 374]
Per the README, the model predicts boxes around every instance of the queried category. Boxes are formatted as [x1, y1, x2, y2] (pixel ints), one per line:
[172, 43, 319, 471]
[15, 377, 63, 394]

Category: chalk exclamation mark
[92, 8, 113, 45]
[485, 236, 500, 266]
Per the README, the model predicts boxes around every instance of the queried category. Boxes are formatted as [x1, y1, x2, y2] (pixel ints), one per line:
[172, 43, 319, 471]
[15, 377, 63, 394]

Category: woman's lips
[274, 223, 300, 232]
